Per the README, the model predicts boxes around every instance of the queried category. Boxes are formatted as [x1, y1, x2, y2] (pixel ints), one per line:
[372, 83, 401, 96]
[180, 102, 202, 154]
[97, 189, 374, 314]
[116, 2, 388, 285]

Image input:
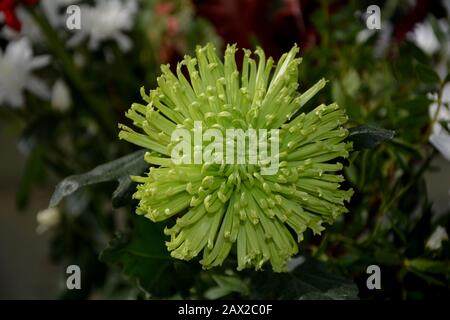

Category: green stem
[431, 86, 443, 126]
[28, 7, 116, 136]
[370, 148, 435, 240]
[423, 81, 444, 141]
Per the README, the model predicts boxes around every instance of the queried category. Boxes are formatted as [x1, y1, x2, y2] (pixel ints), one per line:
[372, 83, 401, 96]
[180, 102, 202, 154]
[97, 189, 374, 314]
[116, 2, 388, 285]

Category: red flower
[0, 0, 39, 31]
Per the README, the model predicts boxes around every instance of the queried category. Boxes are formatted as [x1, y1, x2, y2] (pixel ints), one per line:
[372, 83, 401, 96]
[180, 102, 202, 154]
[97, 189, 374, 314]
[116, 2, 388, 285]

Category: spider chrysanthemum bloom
[119, 43, 353, 272]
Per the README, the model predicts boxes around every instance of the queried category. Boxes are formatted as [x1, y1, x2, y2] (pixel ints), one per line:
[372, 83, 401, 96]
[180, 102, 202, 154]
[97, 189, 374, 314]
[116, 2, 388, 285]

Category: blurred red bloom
[0, 0, 39, 31]
[193, 0, 320, 59]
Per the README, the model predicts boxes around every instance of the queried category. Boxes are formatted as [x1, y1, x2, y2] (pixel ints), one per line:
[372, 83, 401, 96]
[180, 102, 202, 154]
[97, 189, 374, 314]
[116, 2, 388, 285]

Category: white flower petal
[88, 36, 100, 50]
[36, 207, 61, 234]
[114, 33, 132, 52]
[0, 38, 52, 108]
[426, 226, 448, 250]
[429, 131, 450, 161]
[40, 0, 80, 27]
[67, 32, 86, 48]
[26, 76, 50, 100]
[443, 0, 450, 17]
[441, 83, 450, 104]
[6, 38, 33, 63]
[30, 55, 51, 70]
[64, 0, 137, 51]
[51, 79, 71, 111]
[6, 91, 25, 108]
[16, 8, 43, 42]
[356, 29, 375, 44]
[429, 84, 450, 124]
[408, 21, 440, 55]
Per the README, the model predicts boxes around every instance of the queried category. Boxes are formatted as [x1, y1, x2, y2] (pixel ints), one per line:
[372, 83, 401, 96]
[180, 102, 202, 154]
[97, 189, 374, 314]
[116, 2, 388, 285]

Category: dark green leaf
[100, 215, 200, 297]
[444, 73, 450, 84]
[112, 175, 139, 208]
[347, 125, 395, 150]
[16, 145, 47, 209]
[18, 113, 60, 153]
[415, 63, 440, 84]
[204, 275, 249, 299]
[49, 149, 147, 208]
[250, 257, 358, 300]
[389, 139, 422, 158]
[395, 96, 431, 114]
[406, 258, 450, 275]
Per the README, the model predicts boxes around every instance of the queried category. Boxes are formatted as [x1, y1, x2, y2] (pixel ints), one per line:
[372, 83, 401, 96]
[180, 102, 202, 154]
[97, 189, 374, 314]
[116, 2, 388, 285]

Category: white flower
[41, 0, 80, 27]
[51, 79, 71, 111]
[356, 29, 375, 44]
[426, 226, 448, 250]
[429, 83, 450, 161]
[374, 22, 393, 58]
[1, 1, 80, 41]
[67, 0, 138, 51]
[0, 38, 50, 108]
[443, 0, 450, 18]
[355, 22, 393, 58]
[408, 21, 440, 55]
[36, 207, 61, 234]
[1, 8, 43, 43]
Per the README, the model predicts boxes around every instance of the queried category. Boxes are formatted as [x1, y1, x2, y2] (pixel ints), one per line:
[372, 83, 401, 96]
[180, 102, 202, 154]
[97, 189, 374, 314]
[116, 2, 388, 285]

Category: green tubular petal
[176, 62, 197, 101]
[169, 221, 208, 259]
[302, 210, 326, 234]
[196, 45, 215, 89]
[267, 240, 289, 272]
[299, 78, 327, 104]
[151, 92, 185, 124]
[245, 220, 261, 261]
[118, 125, 168, 155]
[268, 216, 297, 256]
[125, 103, 146, 127]
[175, 203, 207, 227]
[268, 44, 299, 95]
[146, 108, 176, 136]
[224, 44, 240, 106]
[206, 206, 226, 250]
[158, 65, 190, 117]
[144, 192, 191, 222]
[237, 224, 248, 270]
[184, 56, 204, 96]
[201, 207, 232, 268]
[222, 193, 238, 241]
[251, 47, 268, 107]
[285, 140, 349, 161]
[247, 58, 258, 107]
[144, 154, 172, 166]
[142, 121, 170, 145]
[281, 111, 349, 150]
[204, 192, 223, 213]
[120, 43, 354, 272]
[254, 224, 271, 270]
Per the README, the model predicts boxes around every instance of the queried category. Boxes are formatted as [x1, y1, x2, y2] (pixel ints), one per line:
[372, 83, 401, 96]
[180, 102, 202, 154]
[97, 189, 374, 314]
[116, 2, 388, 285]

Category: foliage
[1, 0, 449, 299]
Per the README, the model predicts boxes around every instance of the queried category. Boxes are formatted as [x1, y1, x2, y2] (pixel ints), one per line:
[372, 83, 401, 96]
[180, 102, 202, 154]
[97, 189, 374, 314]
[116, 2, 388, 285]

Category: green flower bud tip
[119, 43, 353, 272]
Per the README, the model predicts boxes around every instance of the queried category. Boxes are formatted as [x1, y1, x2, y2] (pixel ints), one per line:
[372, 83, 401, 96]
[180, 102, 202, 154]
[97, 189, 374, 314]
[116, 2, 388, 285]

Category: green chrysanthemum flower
[119, 43, 353, 272]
